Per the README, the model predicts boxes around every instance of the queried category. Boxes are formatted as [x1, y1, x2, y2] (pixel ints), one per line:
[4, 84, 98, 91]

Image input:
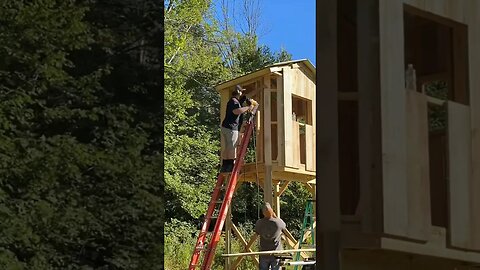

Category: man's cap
[236, 85, 246, 92]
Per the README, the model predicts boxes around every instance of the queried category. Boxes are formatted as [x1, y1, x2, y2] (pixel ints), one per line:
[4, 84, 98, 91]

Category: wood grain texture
[316, 0, 341, 267]
[291, 68, 315, 101]
[276, 75, 285, 167]
[292, 120, 301, 168]
[282, 67, 294, 168]
[357, 0, 383, 234]
[407, 0, 466, 23]
[380, 0, 409, 238]
[447, 101, 472, 250]
[305, 125, 315, 171]
[424, 0, 448, 17]
[263, 76, 272, 166]
[406, 90, 431, 241]
[466, 0, 480, 251]
[404, 0, 426, 10]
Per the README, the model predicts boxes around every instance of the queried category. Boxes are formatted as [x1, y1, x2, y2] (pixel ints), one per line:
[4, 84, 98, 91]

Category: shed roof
[215, 59, 315, 91]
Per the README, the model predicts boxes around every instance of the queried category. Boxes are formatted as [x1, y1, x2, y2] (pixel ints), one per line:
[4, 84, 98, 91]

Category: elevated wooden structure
[217, 59, 316, 204]
[317, 0, 480, 269]
[216, 60, 316, 268]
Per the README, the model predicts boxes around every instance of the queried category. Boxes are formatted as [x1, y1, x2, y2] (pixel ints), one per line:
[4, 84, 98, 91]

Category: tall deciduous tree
[164, 0, 226, 224]
[0, 0, 162, 269]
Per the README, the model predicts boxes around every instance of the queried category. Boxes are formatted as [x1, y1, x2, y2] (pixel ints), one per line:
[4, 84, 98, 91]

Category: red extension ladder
[189, 105, 259, 270]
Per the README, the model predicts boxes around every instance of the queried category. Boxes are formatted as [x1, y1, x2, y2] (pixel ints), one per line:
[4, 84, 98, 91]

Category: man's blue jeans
[259, 255, 280, 270]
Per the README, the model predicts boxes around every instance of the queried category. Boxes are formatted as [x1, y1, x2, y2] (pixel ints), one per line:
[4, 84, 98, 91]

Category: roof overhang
[215, 59, 315, 92]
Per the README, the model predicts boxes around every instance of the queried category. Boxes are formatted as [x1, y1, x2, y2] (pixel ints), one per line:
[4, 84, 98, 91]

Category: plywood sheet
[291, 68, 315, 101]
[404, 0, 426, 10]
[305, 125, 315, 171]
[380, 0, 409, 238]
[406, 0, 466, 24]
[291, 120, 301, 168]
[356, 0, 382, 234]
[424, 0, 448, 17]
[406, 90, 430, 241]
[466, 0, 480, 251]
[283, 68, 294, 167]
[276, 76, 285, 167]
[447, 101, 472, 250]
[263, 77, 272, 166]
[445, 0, 466, 23]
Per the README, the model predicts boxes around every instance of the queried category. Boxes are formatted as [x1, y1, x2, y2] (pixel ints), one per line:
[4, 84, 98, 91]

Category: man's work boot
[220, 159, 234, 173]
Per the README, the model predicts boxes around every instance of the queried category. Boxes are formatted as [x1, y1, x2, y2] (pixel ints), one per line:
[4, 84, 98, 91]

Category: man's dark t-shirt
[221, 97, 242, 130]
[255, 217, 286, 251]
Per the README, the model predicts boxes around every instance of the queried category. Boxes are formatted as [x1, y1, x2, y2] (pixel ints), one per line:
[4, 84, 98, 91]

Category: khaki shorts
[221, 127, 239, 159]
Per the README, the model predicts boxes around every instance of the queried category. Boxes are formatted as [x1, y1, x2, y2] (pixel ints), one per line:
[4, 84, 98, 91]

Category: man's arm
[232, 106, 251, 115]
[280, 218, 287, 230]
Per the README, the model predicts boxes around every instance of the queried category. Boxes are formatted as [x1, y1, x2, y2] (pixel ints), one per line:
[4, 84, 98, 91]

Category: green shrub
[165, 220, 197, 270]
[165, 220, 258, 270]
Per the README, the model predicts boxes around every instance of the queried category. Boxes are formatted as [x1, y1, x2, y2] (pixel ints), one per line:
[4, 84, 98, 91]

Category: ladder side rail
[189, 174, 225, 269]
[294, 200, 315, 270]
[202, 107, 258, 269]
[294, 202, 310, 267]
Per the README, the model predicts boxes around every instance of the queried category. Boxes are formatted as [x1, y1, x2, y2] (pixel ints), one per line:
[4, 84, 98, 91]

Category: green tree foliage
[164, 0, 308, 268]
[164, 0, 225, 222]
[0, 0, 161, 269]
[236, 35, 292, 74]
[164, 0, 296, 224]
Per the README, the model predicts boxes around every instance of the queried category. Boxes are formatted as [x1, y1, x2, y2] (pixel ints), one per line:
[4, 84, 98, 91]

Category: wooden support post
[276, 75, 285, 167]
[263, 76, 273, 205]
[356, 0, 383, 232]
[276, 181, 290, 197]
[283, 228, 308, 259]
[304, 183, 315, 197]
[468, 0, 480, 251]
[283, 228, 299, 249]
[317, 0, 341, 269]
[274, 181, 281, 217]
[225, 207, 232, 269]
[231, 228, 259, 269]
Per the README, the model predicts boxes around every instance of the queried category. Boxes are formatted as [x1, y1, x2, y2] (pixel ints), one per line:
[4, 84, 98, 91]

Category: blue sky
[260, 1, 316, 65]
[212, 0, 316, 65]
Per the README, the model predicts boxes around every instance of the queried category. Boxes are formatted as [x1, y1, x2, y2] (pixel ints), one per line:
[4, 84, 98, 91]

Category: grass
[164, 220, 257, 270]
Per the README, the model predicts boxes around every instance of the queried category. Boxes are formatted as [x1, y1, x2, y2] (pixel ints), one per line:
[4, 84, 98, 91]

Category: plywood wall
[291, 67, 315, 101]
[342, 249, 474, 270]
[282, 68, 295, 168]
[405, 0, 466, 23]
[447, 101, 473, 250]
[406, 90, 430, 241]
[217, 62, 315, 181]
[379, 0, 480, 249]
[465, 0, 480, 251]
[379, 0, 409, 239]
[282, 65, 316, 170]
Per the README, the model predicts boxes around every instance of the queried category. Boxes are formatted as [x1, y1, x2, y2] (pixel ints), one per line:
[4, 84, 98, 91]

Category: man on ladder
[189, 87, 259, 270]
[255, 202, 287, 270]
[220, 84, 257, 172]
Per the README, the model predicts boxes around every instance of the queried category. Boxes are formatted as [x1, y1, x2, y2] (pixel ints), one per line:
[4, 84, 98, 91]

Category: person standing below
[220, 85, 255, 172]
[255, 202, 287, 270]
